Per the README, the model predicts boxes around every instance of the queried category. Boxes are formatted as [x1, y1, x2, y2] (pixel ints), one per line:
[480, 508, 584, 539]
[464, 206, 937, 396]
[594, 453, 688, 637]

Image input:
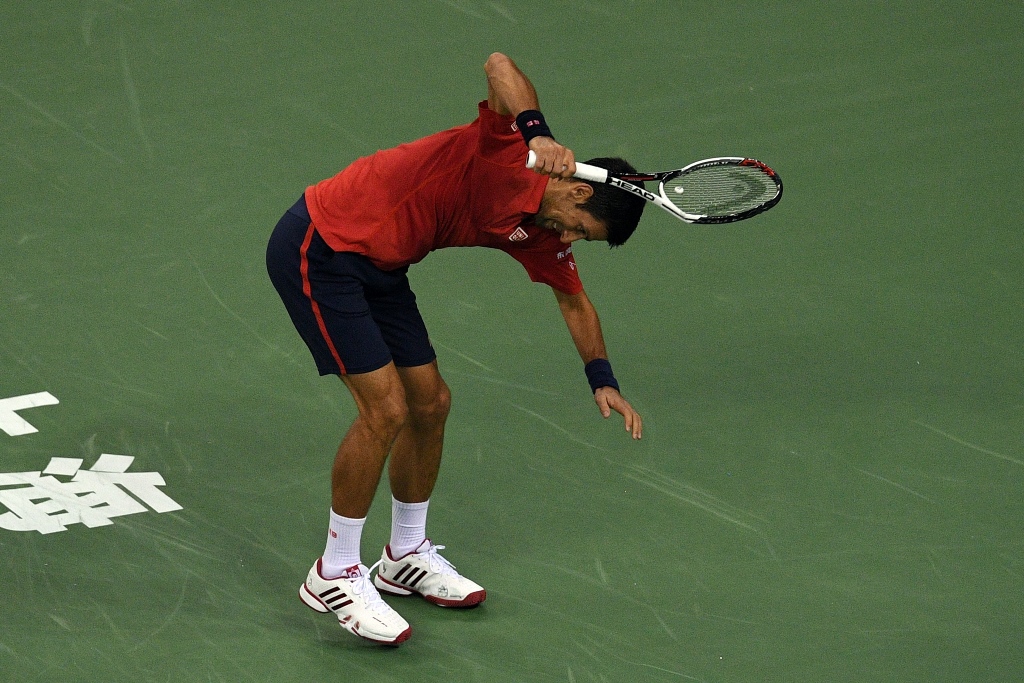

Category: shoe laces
[350, 561, 392, 614]
[420, 542, 459, 576]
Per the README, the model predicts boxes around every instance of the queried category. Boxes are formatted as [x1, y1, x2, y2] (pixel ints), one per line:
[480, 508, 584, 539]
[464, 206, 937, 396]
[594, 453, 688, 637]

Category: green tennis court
[2, 2, 1022, 681]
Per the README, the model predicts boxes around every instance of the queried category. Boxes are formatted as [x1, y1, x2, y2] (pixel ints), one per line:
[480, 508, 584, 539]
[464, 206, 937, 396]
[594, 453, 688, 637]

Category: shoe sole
[299, 583, 412, 645]
[375, 575, 487, 608]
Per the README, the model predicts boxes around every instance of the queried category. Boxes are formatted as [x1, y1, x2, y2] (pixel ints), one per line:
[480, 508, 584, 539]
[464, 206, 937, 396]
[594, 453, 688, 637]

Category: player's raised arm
[484, 52, 538, 116]
[484, 52, 575, 179]
[552, 288, 642, 440]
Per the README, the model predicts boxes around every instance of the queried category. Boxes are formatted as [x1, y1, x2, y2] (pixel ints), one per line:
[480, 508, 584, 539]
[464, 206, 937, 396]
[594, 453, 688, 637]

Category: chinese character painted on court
[0, 454, 183, 534]
[0, 392, 59, 436]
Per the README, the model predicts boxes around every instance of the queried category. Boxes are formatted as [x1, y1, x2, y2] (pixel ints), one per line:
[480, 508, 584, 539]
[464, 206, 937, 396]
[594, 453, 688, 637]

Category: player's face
[535, 183, 609, 243]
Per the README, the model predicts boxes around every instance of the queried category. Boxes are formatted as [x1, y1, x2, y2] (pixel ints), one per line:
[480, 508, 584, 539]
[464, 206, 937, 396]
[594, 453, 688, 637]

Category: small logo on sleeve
[509, 227, 528, 242]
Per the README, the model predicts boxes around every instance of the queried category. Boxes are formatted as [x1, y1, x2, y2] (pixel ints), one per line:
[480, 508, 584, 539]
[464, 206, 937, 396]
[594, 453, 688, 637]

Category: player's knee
[433, 382, 452, 420]
[364, 394, 410, 439]
[409, 381, 451, 427]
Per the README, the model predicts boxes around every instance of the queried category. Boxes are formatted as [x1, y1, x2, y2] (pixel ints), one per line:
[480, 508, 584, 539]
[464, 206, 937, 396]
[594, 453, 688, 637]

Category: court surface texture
[1, 2, 1022, 682]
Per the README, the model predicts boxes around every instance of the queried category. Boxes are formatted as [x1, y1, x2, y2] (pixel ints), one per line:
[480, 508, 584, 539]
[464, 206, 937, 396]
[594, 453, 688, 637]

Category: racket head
[659, 158, 783, 224]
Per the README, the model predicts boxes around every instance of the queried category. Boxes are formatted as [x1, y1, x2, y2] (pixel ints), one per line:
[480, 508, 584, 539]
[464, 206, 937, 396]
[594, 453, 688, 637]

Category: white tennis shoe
[374, 540, 486, 608]
[299, 559, 412, 645]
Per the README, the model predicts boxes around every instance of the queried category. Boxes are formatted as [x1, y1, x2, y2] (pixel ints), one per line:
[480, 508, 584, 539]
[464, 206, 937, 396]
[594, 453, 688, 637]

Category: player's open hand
[594, 386, 643, 440]
[528, 137, 576, 179]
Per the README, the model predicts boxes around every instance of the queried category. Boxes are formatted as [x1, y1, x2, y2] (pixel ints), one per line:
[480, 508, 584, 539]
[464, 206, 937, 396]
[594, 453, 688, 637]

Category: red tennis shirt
[304, 101, 584, 295]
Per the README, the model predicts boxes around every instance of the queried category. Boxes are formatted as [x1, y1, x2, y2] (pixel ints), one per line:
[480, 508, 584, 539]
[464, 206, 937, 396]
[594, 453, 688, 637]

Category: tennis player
[266, 53, 646, 645]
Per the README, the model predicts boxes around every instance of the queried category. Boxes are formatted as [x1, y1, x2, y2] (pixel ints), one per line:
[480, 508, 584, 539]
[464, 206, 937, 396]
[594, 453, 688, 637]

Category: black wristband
[584, 358, 619, 393]
[515, 109, 554, 145]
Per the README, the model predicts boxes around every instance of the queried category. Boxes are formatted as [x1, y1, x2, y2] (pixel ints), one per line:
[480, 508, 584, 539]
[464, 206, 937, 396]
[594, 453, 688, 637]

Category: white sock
[390, 496, 429, 558]
[321, 509, 365, 578]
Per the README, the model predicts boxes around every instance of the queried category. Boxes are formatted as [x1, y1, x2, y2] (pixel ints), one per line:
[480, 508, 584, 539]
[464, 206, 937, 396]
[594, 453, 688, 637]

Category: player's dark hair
[578, 157, 646, 247]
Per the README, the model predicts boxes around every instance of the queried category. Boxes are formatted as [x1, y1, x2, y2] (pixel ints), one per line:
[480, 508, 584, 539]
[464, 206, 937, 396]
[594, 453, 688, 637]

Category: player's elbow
[484, 52, 514, 75]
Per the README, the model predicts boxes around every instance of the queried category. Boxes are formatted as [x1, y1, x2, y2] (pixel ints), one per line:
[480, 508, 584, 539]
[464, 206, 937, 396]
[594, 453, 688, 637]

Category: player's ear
[570, 182, 594, 202]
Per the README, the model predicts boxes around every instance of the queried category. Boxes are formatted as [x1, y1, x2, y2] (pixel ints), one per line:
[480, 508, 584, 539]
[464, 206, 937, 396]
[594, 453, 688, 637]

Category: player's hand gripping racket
[527, 150, 783, 224]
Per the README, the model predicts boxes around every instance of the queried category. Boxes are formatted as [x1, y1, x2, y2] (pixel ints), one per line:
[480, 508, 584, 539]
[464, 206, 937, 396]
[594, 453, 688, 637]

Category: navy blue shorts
[266, 195, 436, 375]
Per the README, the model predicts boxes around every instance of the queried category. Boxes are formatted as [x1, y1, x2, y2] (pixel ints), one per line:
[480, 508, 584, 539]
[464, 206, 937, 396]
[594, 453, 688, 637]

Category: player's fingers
[528, 139, 563, 177]
[539, 156, 560, 178]
[594, 392, 612, 418]
[630, 411, 643, 440]
[608, 393, 642, 440]
[531, 152, 551, 175]
[543, 156, 564, 178]
[532, 140, 576, 179]
[558, 149, 576, 178]
[548, 149, 573, 179]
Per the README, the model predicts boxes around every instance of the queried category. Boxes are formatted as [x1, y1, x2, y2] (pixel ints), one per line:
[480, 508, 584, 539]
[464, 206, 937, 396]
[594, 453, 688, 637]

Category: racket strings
[664, 165, 778, 218]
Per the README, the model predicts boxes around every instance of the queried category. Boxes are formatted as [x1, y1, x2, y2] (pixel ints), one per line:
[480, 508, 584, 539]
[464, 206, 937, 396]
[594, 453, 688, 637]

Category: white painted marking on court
[509, 403, 606, 450]
[0, 392, 59, 436]
[42, 458, 83, 477]
[136, 320, 170, 341]
[49, 615, 72, 631]
[63, 369, 163, 399]
[118, 33, 154, 160]
[646, 604, 679, 641]
[187, 252, 296, 362]
[81, 10, 96, 46]
[913, 420, 1024, 468]
[623, 473, 760, 533]
[848, 464, 935, 503]
[488, 2, 517, 22]
[0, 80, 125, 164]
[615, 657, 706, 681]
[126, 575, 189, 653]
[0, 454, 184, 533]
[620, 462, 779, 564]
[436, 0, 488, 20]
[444, 368, 559, 396]
[593, 557, 609, 585]
[432, 341, 494, 372]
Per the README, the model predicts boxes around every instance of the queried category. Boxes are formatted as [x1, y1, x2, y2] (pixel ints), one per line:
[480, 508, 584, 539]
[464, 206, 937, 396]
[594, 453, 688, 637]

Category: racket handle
[526, 150, 609, 183]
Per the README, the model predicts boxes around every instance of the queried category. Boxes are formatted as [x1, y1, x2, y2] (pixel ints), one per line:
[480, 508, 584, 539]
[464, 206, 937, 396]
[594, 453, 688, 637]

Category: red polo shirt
[304, 101, 583, 295]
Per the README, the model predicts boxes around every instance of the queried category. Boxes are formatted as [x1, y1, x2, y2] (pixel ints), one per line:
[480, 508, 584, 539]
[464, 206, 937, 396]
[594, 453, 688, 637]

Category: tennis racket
[526, 150, 783, 224]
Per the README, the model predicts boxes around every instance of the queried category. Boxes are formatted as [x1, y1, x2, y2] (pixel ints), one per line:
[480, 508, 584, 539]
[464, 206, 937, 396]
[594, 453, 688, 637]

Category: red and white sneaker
[374, 540, 486, 608]
[299, 559, 412, 645]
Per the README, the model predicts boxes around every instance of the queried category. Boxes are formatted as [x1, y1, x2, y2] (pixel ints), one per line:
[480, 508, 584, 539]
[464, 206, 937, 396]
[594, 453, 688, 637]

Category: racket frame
[526, 151, 782, 224]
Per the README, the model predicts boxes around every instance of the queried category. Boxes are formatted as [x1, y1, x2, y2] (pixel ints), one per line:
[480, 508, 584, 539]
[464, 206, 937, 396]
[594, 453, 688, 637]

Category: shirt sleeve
[475, 101, 528, 166]
[501, 232, 584, 295]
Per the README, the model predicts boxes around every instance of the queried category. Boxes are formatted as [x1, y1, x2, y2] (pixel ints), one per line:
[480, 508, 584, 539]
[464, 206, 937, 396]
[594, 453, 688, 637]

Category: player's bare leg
[388, 361, 451, 504]
[333, 362, 410, 517]
[371, 360, 485, 607]
[299, 362, 414, 645]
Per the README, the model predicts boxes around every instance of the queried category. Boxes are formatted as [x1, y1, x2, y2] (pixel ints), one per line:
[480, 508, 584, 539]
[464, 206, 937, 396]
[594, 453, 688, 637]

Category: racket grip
[525, 150, 609, 183]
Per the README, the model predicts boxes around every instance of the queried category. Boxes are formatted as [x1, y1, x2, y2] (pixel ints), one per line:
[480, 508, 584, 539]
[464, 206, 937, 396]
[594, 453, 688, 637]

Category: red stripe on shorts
[299, 223, 346, 374]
